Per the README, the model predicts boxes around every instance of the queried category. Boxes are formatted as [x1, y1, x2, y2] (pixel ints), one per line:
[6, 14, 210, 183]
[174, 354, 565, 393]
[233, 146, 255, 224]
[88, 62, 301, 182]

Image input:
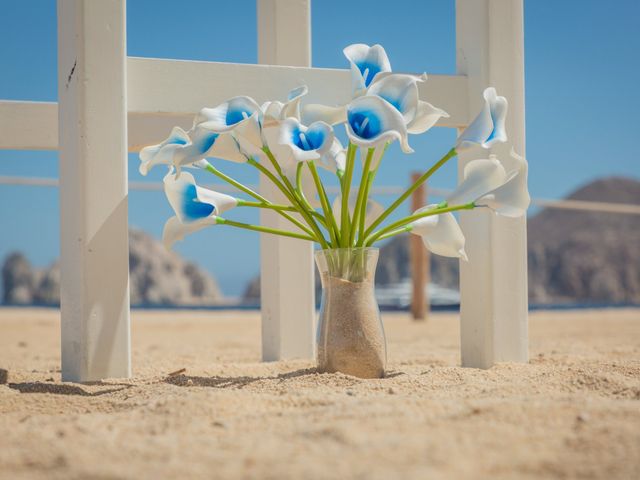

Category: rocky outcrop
[527, 177, 640, 303]
[2, 253, 36, 304]
[1, 229, 224, 306]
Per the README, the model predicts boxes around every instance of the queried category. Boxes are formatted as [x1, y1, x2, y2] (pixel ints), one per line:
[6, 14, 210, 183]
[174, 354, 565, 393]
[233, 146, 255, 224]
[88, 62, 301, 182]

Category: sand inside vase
[317, 275, 386, 378]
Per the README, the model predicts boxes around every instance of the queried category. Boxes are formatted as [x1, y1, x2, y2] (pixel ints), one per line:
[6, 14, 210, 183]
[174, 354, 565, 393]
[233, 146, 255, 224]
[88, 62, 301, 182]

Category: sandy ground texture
[0, 307, 639, 480]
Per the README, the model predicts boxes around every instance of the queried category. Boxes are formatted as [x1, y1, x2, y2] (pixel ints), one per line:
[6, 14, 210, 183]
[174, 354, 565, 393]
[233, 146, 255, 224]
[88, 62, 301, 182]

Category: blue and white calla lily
[162, 170, 238, 248]
[456, 87, 508, 150]
[409, 205, 468, 260]
[277, 118, 335, 164]
[139, 127, 211, 175]
[367, 73, 449, 134]
[344, 43, 391, 96]
[196, 96, 263, 157]
[346, 95, 412, 153]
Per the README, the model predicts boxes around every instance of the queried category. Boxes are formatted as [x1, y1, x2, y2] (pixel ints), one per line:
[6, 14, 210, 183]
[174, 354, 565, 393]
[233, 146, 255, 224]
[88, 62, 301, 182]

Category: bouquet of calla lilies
[140, 43, 530, 263]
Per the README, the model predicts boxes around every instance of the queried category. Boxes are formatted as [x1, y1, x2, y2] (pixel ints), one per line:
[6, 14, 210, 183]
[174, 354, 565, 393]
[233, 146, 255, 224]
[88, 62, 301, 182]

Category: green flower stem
[366, 202, 475, 246]
[205, 163, 313, 237]
[236, 200, 297, 212]
[374, 225, 412, 243]
[307, 161, 340, 246]
[340, 143, 357, 247]
[255, 152, 329, 249]
[263, 150, 329, 248]
[363, 147, 458, 239]
[205, 164, 266, 203]
[216, 217, 315, 242]
[295, 162, 328, 229]
[357, 159, 382, 247]
[350, 148, 374, 246]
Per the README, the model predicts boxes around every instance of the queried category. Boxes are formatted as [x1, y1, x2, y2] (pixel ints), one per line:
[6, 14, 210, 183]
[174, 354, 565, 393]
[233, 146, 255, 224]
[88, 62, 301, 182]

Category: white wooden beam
[456, 0, 528, 368]
[0, 66, 468, 151]
[257, 0, 315, 361]
[58, 0, 131, 382]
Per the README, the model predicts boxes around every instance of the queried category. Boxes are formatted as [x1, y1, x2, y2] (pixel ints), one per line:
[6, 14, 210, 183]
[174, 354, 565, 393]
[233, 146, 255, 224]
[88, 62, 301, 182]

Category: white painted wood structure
[456, 0, 528, 367]
[0, 0, 527, 381]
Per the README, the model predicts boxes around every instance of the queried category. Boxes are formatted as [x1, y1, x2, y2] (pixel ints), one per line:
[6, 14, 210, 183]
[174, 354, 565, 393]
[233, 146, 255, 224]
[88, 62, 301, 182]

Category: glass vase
[314, 247, 386, 378]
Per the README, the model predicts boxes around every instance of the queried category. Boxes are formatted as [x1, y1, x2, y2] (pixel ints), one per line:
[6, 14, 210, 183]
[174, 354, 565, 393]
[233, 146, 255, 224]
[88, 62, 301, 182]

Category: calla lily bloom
[277, 117, 345, 174]
[139, 127, 212, 175]
[447, 156, 507, 206]
[346, 95, 412, 153]
[456, 87, 508, 150]
[164, 170, 237, 224]
[447, 150, 530, 217]
[262, 85, 308, 126]
[278, 118, 334, 163]
[301, 103, 347, 126]
[161, 169, 238, 249]
[475, 149, 530, 217]
[196, 96, 263, 157]
[367, 73, 448, 134]
[319, 138, 346, 174]
[344, 43, 391, 96]
[409, 205, 468, 260]
[331, 196, 384, 229]
[162, 215, 218, 250]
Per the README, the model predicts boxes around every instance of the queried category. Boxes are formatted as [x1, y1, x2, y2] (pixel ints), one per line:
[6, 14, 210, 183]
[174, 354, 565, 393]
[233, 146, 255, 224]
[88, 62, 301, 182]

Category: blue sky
[1, 0, 639, 296]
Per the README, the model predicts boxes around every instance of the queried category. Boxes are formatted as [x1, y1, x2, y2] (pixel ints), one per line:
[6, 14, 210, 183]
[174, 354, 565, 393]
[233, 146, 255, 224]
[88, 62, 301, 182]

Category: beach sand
[0, 307, 639, 479]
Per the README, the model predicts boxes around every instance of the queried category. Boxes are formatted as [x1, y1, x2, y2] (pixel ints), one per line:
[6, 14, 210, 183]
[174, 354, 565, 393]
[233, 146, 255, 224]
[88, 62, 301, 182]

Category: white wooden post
[257, 0, 316, 361]
[456, 0, 528, 368]
[58, 0, 131, 381]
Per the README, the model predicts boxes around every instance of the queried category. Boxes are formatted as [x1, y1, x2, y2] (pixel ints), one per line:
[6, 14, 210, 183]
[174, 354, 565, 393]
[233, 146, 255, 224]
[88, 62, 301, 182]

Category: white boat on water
[375, 279, 460, 308]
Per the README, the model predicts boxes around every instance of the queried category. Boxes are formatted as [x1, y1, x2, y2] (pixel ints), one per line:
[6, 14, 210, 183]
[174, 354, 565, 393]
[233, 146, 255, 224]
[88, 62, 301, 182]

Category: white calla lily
[301, 103, 347, 126]
[319, 138, 346, 174]
[409, 205, 467, 260]
[262, 85, 308, 125]
[190, 126, 247, 166]
[139, 127, 211, 175]
[367, 73, 449, 135]
[346, 95, 412, 153]
[476, 149, 530, 217]
[164, 170, 237, 224]
[195, 96, 263, 157]
[456, 87, 508, 150]
[344, 43, 391, 96]
[447, 156, 507, 206]
[407, 99, 450, 134]
[447, 150, 530, 217]
[278, 118, 334, 163]
[332, 196, 384, 230]
[265, 118, 343, 178]
[162, 215, 218, 250]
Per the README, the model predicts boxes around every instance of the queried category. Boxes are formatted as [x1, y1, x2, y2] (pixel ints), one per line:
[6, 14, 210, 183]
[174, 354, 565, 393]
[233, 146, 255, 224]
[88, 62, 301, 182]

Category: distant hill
[1, 229, 224, 306]
[244, 176, 640, 305]
[528, 177, 640, 303]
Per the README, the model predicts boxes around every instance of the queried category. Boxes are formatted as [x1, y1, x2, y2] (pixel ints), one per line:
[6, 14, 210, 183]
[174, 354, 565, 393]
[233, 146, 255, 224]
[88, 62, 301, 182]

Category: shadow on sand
[8, 382, 132, 396]
[164, 367, 319, 389]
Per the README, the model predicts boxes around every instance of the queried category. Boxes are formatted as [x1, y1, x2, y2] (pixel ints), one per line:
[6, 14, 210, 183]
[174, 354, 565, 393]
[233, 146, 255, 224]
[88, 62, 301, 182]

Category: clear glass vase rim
[314, 246, 379, 257]
[315, 247, 379, 253]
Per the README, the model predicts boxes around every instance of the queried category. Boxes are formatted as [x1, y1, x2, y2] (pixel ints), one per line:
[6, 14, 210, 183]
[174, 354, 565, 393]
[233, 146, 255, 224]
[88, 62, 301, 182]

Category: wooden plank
[456, 0, 528, 368]
[0, 66, 468, 151]
[127, 58, 469, 127]
[57, 0, 131, 382]
[257, 0, 315, 361]
[410, 173, 428, 321]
